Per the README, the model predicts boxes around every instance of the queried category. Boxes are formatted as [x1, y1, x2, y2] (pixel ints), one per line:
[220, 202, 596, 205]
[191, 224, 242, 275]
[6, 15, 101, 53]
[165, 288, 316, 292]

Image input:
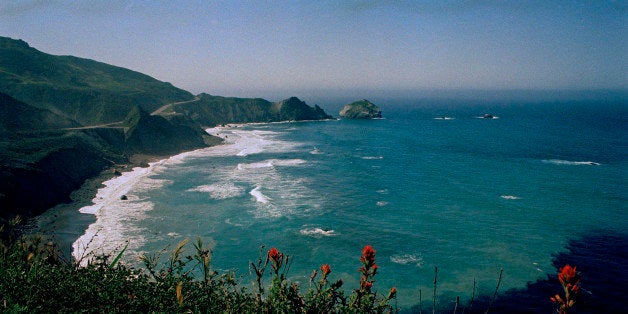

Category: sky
[0, 1, 625, 101]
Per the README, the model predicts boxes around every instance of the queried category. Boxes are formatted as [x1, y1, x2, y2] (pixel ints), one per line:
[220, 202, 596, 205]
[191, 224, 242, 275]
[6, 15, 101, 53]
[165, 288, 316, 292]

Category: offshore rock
[339, 99, 382, 119]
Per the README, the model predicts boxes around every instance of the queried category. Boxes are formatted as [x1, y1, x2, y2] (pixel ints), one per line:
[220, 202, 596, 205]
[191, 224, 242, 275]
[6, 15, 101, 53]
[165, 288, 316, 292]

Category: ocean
[41, 98, 627, 311]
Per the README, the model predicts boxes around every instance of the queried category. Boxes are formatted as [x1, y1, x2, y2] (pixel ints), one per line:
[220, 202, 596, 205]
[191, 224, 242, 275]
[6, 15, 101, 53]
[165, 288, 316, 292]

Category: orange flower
[267, 247, 284, 273]
[320, 264, 331, 276]
[268, 247, 282, 262]
[360, 245, 376, 265]
[558, 264, 578, 285]
[387, 287, 397, 300]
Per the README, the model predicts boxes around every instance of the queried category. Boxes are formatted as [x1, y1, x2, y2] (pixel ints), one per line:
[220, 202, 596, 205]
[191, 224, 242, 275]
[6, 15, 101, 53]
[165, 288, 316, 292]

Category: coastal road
[56, 96, 201, 131]
[150, 96, 200, 116]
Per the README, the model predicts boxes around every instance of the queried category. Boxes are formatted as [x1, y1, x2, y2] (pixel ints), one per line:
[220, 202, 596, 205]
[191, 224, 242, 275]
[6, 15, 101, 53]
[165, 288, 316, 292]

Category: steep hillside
[0, 92, 79, 133]
[122, 106, 219, 155]
[0, 36, 193, 125]
[174, 94, 332, 126]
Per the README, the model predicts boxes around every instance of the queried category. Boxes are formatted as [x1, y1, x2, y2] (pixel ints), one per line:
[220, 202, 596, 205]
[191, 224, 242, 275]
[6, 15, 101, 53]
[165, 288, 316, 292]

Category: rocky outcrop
[339, 100, 382, 119]
[273, 97, 333, 121]
[176, 94, 333, 126]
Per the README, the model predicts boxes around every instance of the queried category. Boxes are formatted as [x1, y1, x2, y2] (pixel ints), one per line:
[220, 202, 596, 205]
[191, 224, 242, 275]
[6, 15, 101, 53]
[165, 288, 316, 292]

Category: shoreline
[30, 153, 189, 260]
[33, 121, 324, 261]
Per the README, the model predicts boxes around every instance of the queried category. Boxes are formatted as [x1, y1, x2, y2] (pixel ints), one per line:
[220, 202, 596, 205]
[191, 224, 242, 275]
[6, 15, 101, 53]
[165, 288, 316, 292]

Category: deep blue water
[66, 99, 626, 311]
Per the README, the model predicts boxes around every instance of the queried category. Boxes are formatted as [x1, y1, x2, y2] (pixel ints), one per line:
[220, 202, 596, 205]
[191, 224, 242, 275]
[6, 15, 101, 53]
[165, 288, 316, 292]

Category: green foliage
[0, 222, 397, 313]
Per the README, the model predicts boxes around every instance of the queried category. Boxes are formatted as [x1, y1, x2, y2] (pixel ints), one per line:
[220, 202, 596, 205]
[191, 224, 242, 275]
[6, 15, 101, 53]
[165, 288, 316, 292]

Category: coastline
[30, 122, 308, 261]
[31, 153, 186, 260]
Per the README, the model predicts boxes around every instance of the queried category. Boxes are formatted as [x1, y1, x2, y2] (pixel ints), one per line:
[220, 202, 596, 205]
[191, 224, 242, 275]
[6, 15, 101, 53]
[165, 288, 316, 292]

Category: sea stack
[339, 99, 382, 119]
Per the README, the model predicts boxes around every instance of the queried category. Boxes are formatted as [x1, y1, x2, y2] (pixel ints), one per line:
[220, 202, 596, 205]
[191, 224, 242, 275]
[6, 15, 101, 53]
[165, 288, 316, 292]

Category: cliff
[174, 94, 332, 126]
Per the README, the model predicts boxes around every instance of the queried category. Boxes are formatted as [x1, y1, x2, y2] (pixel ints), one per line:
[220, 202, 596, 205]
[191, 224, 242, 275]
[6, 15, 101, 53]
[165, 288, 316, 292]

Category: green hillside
[0, 36, 193, 125]
[0, 92, 79, 133]
[174, 94, 332, 126]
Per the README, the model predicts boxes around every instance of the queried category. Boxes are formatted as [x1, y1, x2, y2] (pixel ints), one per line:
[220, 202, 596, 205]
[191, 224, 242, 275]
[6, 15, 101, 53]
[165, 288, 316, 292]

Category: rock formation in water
[339, 99, 382, 119]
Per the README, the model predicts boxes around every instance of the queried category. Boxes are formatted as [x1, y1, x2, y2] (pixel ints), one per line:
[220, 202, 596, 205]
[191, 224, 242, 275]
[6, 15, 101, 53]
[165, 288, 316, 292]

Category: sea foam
[300, 227, 337, 237]
[390, 253, 424, 267]
[250, 186, 271, 204]
[187, 183, 245, 199]
[542, 159, 601, 166]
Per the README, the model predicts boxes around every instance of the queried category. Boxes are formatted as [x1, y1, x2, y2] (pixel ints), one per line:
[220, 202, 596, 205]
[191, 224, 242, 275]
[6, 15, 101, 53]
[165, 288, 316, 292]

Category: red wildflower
[268, 247, 282, 262]
[558, 264, 578, 285]
[320, 264, 331, 276]
[387, 287, 397, 300]
[267, 247, 284, 273]
[360, 245, 376, 265]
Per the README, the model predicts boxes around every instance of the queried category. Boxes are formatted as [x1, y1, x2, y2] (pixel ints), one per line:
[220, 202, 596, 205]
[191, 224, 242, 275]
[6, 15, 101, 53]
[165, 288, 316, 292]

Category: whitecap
[300, 227, 337, 237]
[542, 159, 600, 166]
[500, 195, 521, 200]
[310, 147, 323, 155]
[187, 183, 245, 199]
[237, 159, 306, 171]
[390, 253, 424, 267]
[250, 186, 271, 204]
[361, 156, 384, 160]
[376, 201, 388, 206]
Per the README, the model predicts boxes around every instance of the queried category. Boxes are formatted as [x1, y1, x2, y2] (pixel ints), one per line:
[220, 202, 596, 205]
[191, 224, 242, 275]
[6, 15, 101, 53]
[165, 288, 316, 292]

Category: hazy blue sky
[1, 1, 625, 100]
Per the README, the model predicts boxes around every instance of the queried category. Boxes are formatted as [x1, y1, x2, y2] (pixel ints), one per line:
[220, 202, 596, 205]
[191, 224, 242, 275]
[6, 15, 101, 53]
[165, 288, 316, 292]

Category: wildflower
[558, 265, 578, 285]
[360, 245, 376, 265]
[268, 247, 282, 262]
[387, 287, 397, 300]
[320, 264, 331, 276]
[551, 264, 581, 314]
[267, 247, 284, 273]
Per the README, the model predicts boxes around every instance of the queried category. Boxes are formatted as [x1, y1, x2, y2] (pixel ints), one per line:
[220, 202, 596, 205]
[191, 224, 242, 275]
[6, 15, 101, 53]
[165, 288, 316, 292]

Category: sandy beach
[30, 154, 173, 259]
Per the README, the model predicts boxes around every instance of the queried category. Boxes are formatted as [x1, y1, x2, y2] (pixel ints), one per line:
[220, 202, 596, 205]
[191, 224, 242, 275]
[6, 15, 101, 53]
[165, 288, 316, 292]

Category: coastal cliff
[173, 94, 332, 126]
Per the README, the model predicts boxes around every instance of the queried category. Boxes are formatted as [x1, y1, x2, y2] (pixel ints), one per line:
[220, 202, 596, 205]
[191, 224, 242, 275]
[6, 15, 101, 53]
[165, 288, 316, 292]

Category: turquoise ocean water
[65, 99, 625, 309]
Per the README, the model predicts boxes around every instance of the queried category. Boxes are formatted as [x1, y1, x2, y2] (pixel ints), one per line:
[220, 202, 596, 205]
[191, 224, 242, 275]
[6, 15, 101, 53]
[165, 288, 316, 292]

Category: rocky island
[339, 99, 382, 119]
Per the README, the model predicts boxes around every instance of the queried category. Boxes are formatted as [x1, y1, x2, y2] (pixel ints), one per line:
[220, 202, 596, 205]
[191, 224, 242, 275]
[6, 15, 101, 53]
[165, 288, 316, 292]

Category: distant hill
[0, 36, 193, 125]
[174, 94, 332, 126]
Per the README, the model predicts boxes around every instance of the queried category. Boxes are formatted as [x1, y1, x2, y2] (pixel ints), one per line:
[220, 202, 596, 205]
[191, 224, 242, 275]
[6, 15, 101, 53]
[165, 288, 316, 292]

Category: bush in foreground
[1, 218, 582, 313]
[0, 222, 396, 313]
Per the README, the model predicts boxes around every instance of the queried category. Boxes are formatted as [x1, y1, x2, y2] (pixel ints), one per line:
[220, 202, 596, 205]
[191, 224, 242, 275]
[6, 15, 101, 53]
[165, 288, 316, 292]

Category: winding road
[58, 96, 201, 131]
[150, 96, 200, 116]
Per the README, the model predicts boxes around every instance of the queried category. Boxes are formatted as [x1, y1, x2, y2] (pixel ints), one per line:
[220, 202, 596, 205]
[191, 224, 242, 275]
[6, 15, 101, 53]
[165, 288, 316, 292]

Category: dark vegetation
[0, 36, 333, 224]
[176, 94, 332, 126]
